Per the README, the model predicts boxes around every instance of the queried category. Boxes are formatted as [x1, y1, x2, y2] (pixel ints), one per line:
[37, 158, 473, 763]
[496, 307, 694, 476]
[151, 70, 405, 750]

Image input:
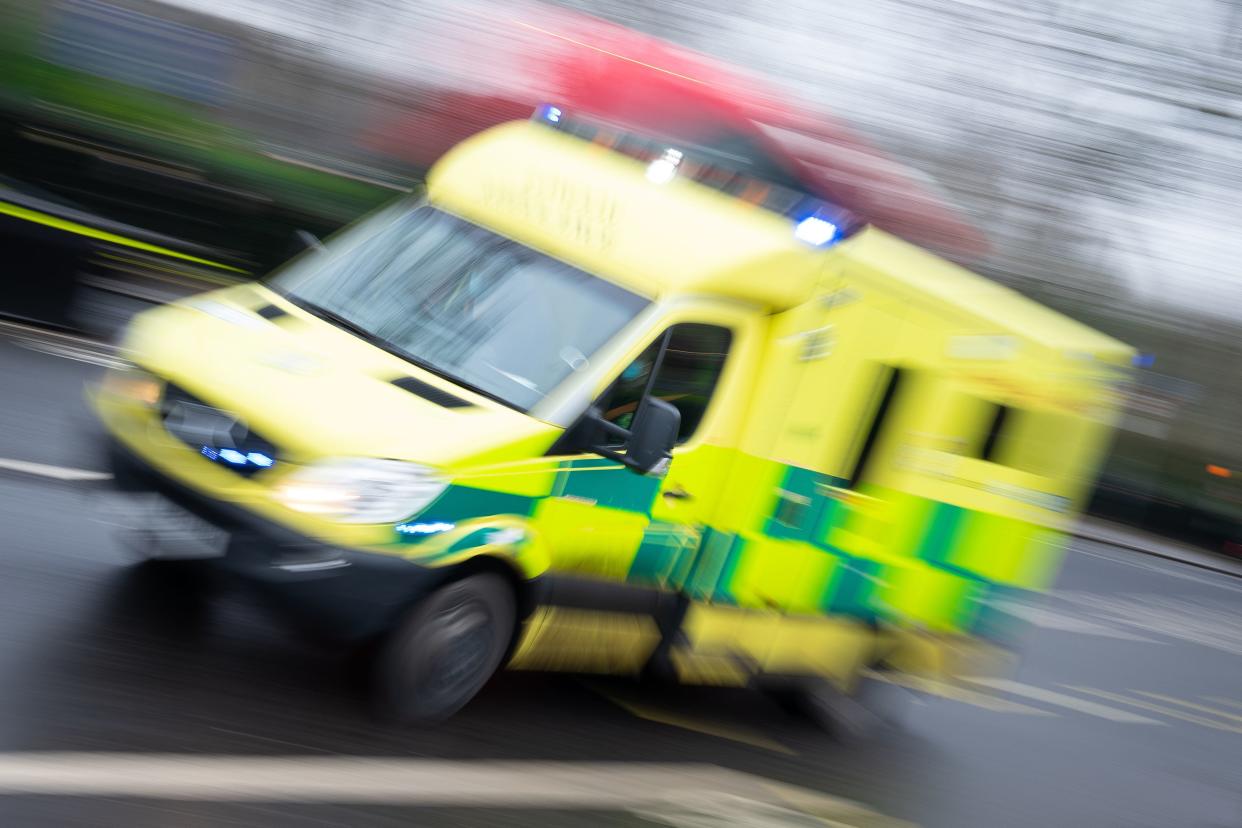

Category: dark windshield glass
[272, 206, 648, 411]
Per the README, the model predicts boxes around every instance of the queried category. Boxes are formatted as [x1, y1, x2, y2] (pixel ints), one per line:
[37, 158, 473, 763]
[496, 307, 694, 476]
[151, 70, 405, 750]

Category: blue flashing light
[395, 521, 456, 536]
[200, 445, 219, 460]
[536, 104, 562, 124]
[1132, 353, 1155, 368]
[246, 452, 275, 468]
[218, 448, 248, 465]
[794, 215, 840, 247]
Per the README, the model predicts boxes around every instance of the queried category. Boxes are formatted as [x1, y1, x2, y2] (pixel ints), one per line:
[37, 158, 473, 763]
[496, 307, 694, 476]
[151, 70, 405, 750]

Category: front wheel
[373, 573, 515, 725]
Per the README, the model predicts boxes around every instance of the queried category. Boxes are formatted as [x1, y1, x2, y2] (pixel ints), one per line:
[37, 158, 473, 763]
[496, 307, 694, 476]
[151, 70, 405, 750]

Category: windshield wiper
[284, 295, 375, 342]
[280, 294, 523, 412]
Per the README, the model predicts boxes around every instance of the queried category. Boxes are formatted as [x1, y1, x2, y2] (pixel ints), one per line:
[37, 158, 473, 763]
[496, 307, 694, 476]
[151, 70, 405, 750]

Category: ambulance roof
[426, 120, 826, 309]
[428, 120, 1131, 358]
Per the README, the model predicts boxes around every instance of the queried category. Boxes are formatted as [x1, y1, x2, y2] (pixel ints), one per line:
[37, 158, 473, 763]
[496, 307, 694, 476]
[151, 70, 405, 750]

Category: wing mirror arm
[294, 229, 326, 254]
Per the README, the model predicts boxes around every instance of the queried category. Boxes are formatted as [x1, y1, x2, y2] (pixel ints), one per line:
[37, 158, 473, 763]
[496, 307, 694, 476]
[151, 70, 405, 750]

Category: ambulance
[92, 106, 1133, 724]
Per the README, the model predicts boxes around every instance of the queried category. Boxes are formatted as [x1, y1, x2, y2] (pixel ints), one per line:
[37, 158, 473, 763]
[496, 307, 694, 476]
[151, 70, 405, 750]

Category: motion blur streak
[1, 2, 1241, 827]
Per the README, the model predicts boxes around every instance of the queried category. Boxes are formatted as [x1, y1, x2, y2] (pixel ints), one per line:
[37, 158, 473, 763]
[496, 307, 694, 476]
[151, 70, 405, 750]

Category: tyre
[373, 573, 515, 725]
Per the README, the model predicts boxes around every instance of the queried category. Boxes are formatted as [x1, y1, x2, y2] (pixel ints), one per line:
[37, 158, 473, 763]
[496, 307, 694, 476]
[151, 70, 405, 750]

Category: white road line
[0, 320, 124, 367]
[1053, 592, 1242, 654]
[1072, 542, 1242, 591]
[862, 670, 1054, 716]
[1207, 696, 1242, 712]
[0, 458, 112, 482]
[0, 319, 115, 349]
[1135, 692, 1242, 725]
[0, 754, 903, 824]
[963, 678, 1165, 724]
[986, 599, 1160, 642]
[1067, 686, 1242, 735]
[13, 339, 125, 368]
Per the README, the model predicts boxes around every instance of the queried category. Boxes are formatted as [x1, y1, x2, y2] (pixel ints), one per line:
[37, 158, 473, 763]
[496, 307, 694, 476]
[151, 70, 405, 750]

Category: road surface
[1, 332, 1240, 827]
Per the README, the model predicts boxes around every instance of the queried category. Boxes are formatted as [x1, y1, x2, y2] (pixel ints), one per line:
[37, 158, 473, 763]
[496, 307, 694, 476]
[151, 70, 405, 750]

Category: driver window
[599, 323, 732, 444]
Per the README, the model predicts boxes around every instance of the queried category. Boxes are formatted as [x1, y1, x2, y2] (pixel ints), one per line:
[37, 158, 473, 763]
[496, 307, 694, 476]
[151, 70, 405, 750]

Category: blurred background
[2, 0, 1238, 556]
[0, 4, 1241, 826]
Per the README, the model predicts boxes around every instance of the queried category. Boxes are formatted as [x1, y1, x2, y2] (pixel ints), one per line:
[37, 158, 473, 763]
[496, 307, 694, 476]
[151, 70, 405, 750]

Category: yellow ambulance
[92, 108, 1133, 724]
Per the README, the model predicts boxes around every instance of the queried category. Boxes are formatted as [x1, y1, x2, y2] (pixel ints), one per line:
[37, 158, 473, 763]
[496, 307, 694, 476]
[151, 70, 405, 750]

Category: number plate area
[97, 491, 229, 560]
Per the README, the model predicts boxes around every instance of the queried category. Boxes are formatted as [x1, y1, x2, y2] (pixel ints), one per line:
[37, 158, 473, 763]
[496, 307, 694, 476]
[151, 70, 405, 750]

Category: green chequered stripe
[628, 520, 701, 588]
[764, 467, 848, 543]
[916, 502, 966, 566]
[425, 484, 538, 521]
[556, 458, 662, 515]
[751, 464, 1038, 635]
[393, 448, 1045, 639]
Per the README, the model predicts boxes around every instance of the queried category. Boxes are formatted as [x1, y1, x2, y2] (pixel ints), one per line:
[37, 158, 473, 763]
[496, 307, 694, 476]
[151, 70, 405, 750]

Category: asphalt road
[1, 333, 1240, 828]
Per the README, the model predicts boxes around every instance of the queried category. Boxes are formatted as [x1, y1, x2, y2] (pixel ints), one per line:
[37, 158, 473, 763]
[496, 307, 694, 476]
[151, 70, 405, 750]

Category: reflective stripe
[0, 200, 246, 273]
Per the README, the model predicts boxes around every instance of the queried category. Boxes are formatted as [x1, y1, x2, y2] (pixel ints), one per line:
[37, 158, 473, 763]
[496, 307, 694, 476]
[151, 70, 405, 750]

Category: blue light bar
[246, 452, 275, 468]
[218, 448, 248, 465]
[794, 215, 840, 247]
[535, 104, 562, 124]
[396, 521, 456, 536]
[538, 109, 864, 241]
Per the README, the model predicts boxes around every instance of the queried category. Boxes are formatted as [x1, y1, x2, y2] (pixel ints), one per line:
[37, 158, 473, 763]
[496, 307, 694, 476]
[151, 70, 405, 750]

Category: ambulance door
[535, 304, 762, 589]
[722, 270, 908, 615]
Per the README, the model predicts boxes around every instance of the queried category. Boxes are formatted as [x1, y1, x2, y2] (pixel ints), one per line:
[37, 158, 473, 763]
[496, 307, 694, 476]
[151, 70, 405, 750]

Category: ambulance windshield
[272, 205, 648, 412]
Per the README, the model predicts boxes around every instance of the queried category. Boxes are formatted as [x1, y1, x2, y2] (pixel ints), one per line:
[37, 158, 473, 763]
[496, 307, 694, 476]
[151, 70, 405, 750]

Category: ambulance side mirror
[625, 398, 680, 477]
[581, 399, 679, 477]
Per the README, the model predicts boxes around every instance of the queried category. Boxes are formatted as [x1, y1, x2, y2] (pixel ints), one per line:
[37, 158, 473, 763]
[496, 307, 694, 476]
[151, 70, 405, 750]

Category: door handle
[662, 486, 693, 501]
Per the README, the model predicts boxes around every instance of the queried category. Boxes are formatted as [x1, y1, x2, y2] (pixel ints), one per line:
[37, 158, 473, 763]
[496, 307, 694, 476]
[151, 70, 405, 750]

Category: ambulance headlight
[275, 458, 447, 524]
[101, 361, 162, 406]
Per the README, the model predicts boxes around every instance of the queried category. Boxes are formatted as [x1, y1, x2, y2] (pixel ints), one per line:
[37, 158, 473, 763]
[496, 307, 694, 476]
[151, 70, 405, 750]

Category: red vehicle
[367, 3, 987, 260]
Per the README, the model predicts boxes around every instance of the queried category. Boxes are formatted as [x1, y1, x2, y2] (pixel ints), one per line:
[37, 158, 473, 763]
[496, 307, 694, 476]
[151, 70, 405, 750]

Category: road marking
[0, 318, 125, 367]
[987, 599, 1160, 642]
[862, 671, 1054, 716]
[1135, 692, 1242, 725]
[1053, 592, 1242, 653]
[1071, 543, 1242, 589]
[634, 789, 913, 827]
[0, 457, 112, 482]
[964, 678, 1163, 724]
[13, 338, 126, 369]
[1206, 696, 1242, 712]
[1065, 686, 1242, 735]
[0, 318, 116, 349]
[0, 753, 905, 825]
[589, 684, 797, 755]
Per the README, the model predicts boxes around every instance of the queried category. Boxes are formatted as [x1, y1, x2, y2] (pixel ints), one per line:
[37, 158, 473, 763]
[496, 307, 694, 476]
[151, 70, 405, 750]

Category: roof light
[536, 104, 562, 124]
[218, 448, 248, 465]
[246, 452, 275, 468]
[396, 521, 456, 536]
[795, 215, 840, 246]
[646, 149, 683, 185]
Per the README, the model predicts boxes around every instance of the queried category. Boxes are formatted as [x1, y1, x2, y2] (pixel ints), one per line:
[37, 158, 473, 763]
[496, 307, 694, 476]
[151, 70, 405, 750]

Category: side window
[600, 323, 732, 444]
